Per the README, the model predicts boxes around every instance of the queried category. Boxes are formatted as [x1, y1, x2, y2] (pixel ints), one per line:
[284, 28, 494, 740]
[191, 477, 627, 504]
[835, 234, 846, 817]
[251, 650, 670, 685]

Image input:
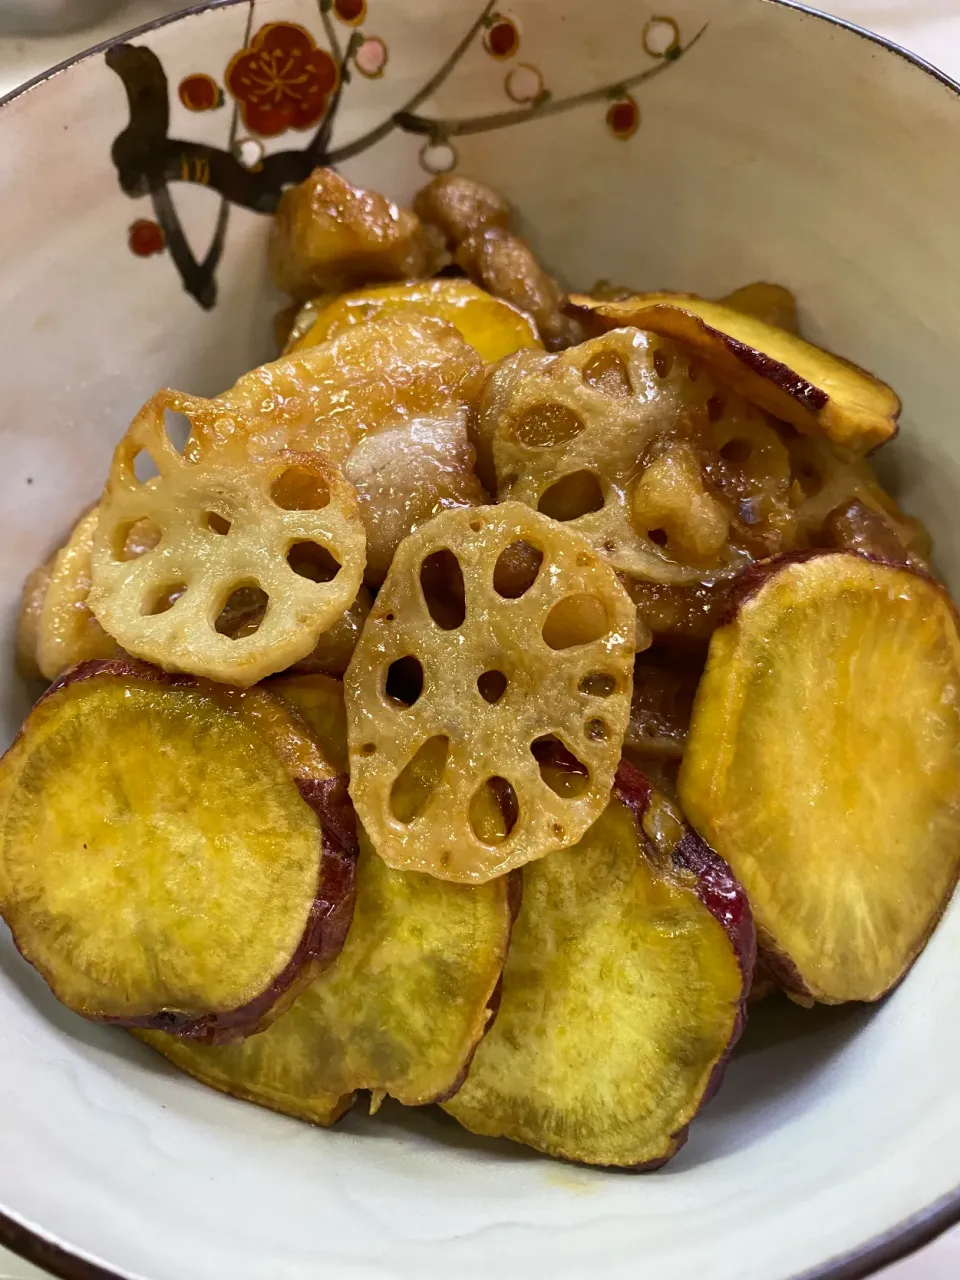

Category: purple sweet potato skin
[6, 657, 360, 1044]
[613, 759, 756, 1167]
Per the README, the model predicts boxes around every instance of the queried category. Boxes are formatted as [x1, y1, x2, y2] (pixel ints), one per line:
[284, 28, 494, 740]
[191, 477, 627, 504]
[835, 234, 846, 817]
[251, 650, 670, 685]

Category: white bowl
[1, 1, 959, 1277]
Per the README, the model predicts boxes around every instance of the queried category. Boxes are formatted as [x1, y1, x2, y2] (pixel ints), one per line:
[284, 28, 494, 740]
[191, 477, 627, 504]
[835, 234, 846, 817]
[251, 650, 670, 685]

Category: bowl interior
[0, 2, 959, 1278]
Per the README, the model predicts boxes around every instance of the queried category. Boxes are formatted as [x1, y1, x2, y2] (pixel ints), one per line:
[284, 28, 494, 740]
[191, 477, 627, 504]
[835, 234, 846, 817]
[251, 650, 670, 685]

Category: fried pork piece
[455, 227, 587, 351]
[444, 760, 754, 1168]
[413, 174, 585, 351]
[413, 174, 512, 244]
[218, 314, 488, 584]
[16, 557, 54, 679]
[624, 648, 702, 764]
[270, 168, 447, 301]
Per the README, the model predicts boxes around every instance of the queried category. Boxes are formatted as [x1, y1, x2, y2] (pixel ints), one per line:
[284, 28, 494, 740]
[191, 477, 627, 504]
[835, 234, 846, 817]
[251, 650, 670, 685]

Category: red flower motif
[225, 22, 339, 138]
[178, 73, 223, 112]
[128, 220, 165, 257]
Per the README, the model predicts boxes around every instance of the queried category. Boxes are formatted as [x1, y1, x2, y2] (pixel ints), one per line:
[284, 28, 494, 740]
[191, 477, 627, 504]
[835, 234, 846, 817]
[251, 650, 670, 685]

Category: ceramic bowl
[1, 1, 959, 1278]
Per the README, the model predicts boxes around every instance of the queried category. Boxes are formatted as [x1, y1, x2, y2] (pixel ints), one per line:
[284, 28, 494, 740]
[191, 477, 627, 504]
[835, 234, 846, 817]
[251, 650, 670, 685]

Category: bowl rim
[0, 0, 958, 1277]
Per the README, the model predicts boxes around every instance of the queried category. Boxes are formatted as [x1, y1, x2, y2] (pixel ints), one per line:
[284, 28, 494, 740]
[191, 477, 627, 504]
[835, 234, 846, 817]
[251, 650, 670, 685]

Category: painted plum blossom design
[226, 22, 340, 136]
[107, 2, 703, 308]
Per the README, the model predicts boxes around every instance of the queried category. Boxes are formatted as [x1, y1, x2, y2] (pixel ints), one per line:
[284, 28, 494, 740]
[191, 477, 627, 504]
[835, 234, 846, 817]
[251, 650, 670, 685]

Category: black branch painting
[107, 0, 705, 308]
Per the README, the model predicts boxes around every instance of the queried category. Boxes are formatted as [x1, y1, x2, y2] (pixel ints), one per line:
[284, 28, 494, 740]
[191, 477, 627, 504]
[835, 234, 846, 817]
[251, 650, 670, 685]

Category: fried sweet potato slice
[444, 761, 754, 1167]
[291, 280, 541, 365]
[719, 282, 799, 333]
[346, 503, 635, 883]
[269, 168, 447, 301]
[0, 660, 358, 1037]
[679, 552, 960, 1003]
[570, 293, 899, 454]
[88, 390, 366, 686]
[142, 673, 513, 1117]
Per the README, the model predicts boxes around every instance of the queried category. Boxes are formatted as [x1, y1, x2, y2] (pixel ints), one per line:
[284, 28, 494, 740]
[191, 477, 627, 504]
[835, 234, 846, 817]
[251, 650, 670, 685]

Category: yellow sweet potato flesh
[444, 787, 745, 1167]
[679, 553, 960, 1003]
[0, 665, 344, 1031]
[142, 833, 510, 1114]
[570, 293, 899, 454]
[292, 279, 541, 365]
[719, 282, 799, 333]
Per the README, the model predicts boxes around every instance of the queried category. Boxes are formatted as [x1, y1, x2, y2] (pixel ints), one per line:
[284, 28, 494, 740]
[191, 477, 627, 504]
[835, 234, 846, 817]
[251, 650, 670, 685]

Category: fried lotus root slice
[679, 552, 960, 1004]
[88, 391, 366, 686]
[345, 502, 635, 883]
[291, 279, 541, 365]
[140, 836, 512, 1118]
[269, 167, 447, 301]
[0, 659, 358, 1037]
[570, 293, 899, 455]
[219, 312, 485, 462]
[485, 329, 745, 584]
[444, 760, 754, 1167]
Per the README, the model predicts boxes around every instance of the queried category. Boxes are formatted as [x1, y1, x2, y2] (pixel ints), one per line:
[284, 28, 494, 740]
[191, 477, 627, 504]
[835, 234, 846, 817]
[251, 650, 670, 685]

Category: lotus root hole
[538, 471, 605, 522]
[582, 350, 633, 398]
[271, 465, 331, 511]
[132, 449, 160, 483]
[158, 407, 192, 452]
[204, 512, 232, 535]
[384, 656, 424, 708]
[513, 402, 586, 448]
[707, 394, 726, 424]
[477, 669, 508, 704]
[215, 585, 268, 638]
[542, 594, 610, 650]
[720, 438, 753, 464]
[585, 718, 609, 742]
[493, 540, 543, 599]
[532, 735, 590, 798]
[287, 541, 341, 583]
[579, 672, 617, 698]
[469, 777, 519, 846]
[113, 518, 161, 562]
[796, 462, 823, 496]
[390, 736, 449, 824]
[648, 528, 670, 548]
[469, 518, 484, 532]
[653, 348, 674, 379]
[141, 583, 186, 617]
[360, 743, 377, 756]
[420, 549, 466, 629]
